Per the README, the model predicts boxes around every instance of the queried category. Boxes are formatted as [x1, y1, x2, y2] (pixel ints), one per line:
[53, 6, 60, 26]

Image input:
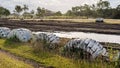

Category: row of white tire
[33, 32, 60, 44]
[64, 38, 108, 59]
[0, 27, 60, 43]
[0, 27, 33, 42]
[0, 27, 108, 59]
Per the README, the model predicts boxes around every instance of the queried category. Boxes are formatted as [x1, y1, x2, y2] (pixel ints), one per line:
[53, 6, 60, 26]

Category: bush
[7, 35, 20, 43]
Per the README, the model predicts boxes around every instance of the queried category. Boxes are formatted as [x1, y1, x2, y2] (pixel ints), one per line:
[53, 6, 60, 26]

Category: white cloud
[0, 0, 120, 13]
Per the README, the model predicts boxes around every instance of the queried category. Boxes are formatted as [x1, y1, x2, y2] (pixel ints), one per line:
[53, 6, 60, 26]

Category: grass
[11, 18, 120, 24]
[46, 19, 120, 24]
[0, 39, 117, 68]
[0, 51, 33, 68]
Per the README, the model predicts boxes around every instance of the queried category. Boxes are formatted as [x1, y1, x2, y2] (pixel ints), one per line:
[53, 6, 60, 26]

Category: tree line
[12, 5, 63, 18]
[0, 0, 120, 19]
[65, 0, 120, 19]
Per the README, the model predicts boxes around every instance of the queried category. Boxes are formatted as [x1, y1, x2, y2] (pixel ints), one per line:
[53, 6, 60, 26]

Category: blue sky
[0, 0, 120, 13]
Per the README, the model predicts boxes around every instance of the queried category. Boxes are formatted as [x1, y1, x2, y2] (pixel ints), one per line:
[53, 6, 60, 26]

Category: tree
[23, 4, 29, 12]
[15, 5, 22, 15]
[30, 10, 35, 18]
[65, 10, 74, 16]
[96, 0, 110, 17]
[72, 6, 80, 16]
[44, 9, 54, 16]
[36, 7, 41, 17]
[0, 7, 10, 17]
[116, 5, 120, 11]
[23, 12, 33, 18]
[112, 5, 120, 19]
[54, 11, 62, 16]
[91, 4, 98, 17]
[97, 0, 110, 9]
[36, 7, 45, 17]
[82, 4, 92, 18]
[22, 5, 29, 18]
[4, 9, 10, 16]
[41, 8, 45, 16]
[30, 10, 34, 14]
[64, 0, 119, 19]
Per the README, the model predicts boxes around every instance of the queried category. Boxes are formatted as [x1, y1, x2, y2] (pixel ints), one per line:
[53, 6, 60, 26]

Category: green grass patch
[0, 51, 33, 68]
[0, 39, 117, 68]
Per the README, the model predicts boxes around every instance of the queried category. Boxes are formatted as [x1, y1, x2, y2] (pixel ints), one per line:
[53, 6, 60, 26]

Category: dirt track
[0, 19, 120, 35]
[0, 49, 45, 68]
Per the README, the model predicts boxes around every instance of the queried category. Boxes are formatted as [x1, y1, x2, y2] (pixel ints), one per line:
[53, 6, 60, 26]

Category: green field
[0, 39, 118, 68]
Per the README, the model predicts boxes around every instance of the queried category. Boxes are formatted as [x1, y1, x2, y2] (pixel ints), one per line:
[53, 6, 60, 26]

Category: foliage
[54, 11, 62, 16]
[115, 56, 120, 68]
[0, 7, 10, 17]
[22, 4, 29, 12]
[65, 0, 120, 19]
[7, 35, 21, 43]
[1, 0, 120, 19]
[36, 7, 45, 17]
[15, 5, 23, 15]
[23, 12, 33, 18]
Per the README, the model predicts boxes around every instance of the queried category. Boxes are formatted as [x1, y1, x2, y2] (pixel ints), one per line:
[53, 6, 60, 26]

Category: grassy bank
[0, 50, 33, 68]
[0, 39, 117, 68]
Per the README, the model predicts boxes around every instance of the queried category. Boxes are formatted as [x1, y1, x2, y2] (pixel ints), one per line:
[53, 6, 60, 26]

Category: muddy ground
[0, 19, 120, 35]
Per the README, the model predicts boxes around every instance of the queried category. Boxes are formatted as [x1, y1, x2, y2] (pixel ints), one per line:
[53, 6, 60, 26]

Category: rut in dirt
[0, 49, 55, 68]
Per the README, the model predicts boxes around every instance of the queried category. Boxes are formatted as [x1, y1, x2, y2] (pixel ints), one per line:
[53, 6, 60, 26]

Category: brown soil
[0, 19, 120, 35]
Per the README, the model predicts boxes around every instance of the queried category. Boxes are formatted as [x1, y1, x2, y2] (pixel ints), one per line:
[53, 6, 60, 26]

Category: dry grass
[104, 19, 120, 24]
[43, 19, 120, 24]
[11, 18, 120, 24]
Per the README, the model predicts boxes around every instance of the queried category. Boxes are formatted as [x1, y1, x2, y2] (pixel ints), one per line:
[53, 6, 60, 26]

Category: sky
[0, 0, 120, 13]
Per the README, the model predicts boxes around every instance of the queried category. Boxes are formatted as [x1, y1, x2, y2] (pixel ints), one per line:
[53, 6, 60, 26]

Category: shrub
[7, 35, 20, 42]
